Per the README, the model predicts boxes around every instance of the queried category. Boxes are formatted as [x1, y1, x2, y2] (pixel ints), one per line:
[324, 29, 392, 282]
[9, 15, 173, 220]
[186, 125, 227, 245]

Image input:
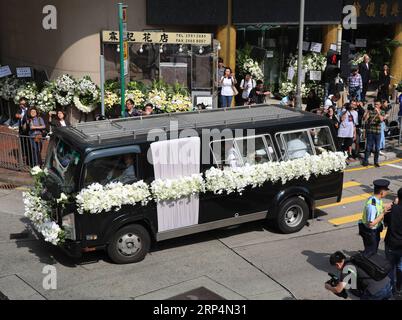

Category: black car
[38, 104, 344, 264]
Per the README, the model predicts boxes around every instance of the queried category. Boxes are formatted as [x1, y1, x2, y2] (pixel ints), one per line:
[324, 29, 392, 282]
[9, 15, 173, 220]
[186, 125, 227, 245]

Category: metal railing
[0, 131, 50, 172]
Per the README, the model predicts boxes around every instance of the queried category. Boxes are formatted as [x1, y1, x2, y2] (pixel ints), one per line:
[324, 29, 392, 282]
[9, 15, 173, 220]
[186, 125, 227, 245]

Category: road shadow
[301, 250, 334, 274]
[16, 217, 109, 267]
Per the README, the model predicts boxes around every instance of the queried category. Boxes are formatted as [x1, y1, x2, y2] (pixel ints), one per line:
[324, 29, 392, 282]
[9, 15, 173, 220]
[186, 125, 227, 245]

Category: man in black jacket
[384, 188, 402, 297]
[359, 54, 371, 102]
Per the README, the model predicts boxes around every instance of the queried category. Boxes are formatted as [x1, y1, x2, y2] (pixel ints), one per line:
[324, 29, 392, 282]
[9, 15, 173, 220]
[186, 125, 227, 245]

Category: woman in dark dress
[48, 110, 70, 128]
[325, 107, 340, 132]
[378, 64, 391, 102]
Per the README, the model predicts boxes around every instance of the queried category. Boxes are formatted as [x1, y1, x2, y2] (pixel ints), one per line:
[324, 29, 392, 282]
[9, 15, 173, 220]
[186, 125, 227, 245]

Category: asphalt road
[1, 160, 402, 300]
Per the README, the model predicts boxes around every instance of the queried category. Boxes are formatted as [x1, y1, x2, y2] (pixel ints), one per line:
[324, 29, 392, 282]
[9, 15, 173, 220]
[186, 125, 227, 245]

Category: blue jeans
[361, 282, 393, 300]
[380, 122, 386, 150]
[30, 137, 43, 167]
[220, 95, 233, 108]
[349, 87, 361, 101]
[364, 133, 381, 164]
[385, 246, 402, 292]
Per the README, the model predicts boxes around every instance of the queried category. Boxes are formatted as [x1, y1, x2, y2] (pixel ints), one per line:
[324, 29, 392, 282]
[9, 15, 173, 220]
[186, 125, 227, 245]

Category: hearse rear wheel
[107, 224, 150, 264]
[276, 197, 309, 234]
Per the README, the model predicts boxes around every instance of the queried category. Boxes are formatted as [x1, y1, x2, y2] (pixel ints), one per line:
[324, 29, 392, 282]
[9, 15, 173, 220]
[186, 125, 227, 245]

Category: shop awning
[233, 0, 344, 25]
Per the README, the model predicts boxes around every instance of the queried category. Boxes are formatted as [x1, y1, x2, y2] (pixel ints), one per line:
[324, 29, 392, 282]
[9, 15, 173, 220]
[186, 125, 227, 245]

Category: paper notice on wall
[309, 71, 322, 81]
[310, 42, 323, 53]
[355, 39, 367, 48]
[0, 66, 12, 78]
[287, 67, 295, 80]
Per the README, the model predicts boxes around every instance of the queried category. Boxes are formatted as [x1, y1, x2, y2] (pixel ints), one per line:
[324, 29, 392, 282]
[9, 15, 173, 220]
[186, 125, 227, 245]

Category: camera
[326, 273, 348, 299]
[367, 104, 374, 111]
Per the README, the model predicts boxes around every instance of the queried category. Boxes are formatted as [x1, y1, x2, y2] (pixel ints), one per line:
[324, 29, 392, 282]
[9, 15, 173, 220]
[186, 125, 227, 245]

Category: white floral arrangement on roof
[36, 84, 57, 113]
[13, 81, 38, 107]
[0, 76, 22, 101]
[243, 58, 264, 80]
[74, 76, 100, 113]
[22, 166, 65, 245]
[54, 74, 76, 106]
[74, 151, 347, 215]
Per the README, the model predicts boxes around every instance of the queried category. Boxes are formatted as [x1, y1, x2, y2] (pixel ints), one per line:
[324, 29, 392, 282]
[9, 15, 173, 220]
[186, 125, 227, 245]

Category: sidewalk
[0, 167, 32, 186]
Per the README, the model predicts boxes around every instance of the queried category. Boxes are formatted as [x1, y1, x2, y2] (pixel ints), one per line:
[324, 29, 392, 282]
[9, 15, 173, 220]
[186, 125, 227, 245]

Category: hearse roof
[56, 104, 328, 153]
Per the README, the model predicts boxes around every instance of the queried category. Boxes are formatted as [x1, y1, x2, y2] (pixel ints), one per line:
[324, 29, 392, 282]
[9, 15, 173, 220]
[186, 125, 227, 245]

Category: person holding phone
[220, 67, 237, 108]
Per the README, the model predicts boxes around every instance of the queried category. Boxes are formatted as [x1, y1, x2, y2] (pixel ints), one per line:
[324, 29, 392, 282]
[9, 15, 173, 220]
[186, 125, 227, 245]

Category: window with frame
[84, 153, 139, 187]
[277, 127, 335, 160]
[310, 127, 336, 155]
[279, 130, 314, 160]
[210, 134, 276, 168]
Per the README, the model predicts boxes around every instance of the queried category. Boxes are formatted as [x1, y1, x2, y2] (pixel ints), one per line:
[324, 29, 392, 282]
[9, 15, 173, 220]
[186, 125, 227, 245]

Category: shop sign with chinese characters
[345, 0, 402, 24]
[102, 31, 212, 45]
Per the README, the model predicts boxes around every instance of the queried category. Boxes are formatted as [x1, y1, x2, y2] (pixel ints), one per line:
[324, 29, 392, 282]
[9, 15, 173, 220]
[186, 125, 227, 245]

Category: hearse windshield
[45, 137, 81, 193]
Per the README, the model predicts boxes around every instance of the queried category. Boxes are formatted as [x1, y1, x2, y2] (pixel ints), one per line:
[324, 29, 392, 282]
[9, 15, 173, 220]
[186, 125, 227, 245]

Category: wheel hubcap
[284, 205, 303, 227]
[117, 233, 142, 256]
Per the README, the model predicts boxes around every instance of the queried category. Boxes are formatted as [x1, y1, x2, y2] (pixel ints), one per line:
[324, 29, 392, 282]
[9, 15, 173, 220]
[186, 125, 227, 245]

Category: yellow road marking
[328, 213, 362, 226]
[15, 187, 29, 191]
[318, 193, 371, 210]
[345, 158, 402, 173]
[343, 181, 361, 189]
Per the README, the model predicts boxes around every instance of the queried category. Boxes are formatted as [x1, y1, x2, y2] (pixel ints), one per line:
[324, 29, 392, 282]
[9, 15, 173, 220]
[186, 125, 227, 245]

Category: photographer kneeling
[325, 251, 393, 300]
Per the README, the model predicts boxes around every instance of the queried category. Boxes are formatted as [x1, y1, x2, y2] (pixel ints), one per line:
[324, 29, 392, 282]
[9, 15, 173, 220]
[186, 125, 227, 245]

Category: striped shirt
[348, 73, 363, 89]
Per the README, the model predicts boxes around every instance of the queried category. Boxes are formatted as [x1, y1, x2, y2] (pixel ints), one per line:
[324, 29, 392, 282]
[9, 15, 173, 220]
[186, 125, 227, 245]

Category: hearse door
[150, 137, 201, 232]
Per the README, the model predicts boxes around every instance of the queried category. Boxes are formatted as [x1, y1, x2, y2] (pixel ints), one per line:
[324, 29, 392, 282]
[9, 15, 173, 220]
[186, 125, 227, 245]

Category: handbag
[231, 78, 239, 96]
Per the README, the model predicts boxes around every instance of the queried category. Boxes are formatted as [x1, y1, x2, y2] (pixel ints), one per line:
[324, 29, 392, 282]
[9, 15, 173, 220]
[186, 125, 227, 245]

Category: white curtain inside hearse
[150, 137, 201, 232]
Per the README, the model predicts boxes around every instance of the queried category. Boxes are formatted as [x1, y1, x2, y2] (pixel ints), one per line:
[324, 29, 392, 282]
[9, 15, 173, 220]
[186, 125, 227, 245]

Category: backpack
[350, 253, 392, 281]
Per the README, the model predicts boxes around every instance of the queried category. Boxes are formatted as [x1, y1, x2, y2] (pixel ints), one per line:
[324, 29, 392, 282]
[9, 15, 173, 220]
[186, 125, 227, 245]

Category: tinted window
[84, 153, 138, 187]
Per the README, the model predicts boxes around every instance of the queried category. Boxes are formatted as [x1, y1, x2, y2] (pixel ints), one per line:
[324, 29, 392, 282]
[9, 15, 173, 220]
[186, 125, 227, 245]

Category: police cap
[373, 179, 390, 191]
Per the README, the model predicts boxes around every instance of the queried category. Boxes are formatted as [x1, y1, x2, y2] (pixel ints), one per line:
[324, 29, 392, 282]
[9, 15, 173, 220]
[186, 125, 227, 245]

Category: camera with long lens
[326, 273, 348, 299]
[367, 104, 374, 111]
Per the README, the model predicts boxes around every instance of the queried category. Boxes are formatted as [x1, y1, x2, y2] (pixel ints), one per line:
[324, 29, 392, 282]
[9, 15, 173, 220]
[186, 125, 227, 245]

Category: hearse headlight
[62, 213, 76, 240]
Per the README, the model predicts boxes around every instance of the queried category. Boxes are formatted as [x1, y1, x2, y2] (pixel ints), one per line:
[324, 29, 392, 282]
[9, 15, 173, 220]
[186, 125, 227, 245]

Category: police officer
[359, 179, 391, 257]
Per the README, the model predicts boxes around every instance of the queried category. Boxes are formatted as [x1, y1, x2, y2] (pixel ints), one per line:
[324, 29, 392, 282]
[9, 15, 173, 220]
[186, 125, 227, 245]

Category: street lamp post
[296, 0, 305, 110]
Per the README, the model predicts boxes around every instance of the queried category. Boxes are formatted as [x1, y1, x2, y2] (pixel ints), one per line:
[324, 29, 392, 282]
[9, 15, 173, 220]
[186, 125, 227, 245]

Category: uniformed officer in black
[359, 179, 392, 257]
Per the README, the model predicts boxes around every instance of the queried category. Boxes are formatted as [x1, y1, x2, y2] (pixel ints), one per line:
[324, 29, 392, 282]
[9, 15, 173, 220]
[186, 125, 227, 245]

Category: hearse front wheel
[276, 197, 309, 234]
[107, 224, 151, 264]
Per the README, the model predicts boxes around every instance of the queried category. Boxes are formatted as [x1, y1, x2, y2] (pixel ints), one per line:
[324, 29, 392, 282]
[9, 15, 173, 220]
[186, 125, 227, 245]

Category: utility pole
[296, 0, 305, 110]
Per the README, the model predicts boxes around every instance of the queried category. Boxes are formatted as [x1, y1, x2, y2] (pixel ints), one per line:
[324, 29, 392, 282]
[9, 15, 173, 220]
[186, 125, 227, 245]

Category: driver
[105, 154, 137, 184]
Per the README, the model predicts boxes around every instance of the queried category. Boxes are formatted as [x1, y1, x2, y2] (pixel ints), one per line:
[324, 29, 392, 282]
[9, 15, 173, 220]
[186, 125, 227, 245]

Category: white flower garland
[75, 181, 151, 215]
[23, 167, 64, 245]
[243, 58, 264, 80]
[13, 82, 38, 106]
[74, 76, 100, 113]
[54, 74, 76, 106]
[75, 152, 347, 214]
[36, 86, 57, 113]
[151, 174, 205, 202]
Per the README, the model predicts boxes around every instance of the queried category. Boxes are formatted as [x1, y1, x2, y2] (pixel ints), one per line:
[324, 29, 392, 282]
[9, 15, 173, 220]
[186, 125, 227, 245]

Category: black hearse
[42, 105, 343, 264]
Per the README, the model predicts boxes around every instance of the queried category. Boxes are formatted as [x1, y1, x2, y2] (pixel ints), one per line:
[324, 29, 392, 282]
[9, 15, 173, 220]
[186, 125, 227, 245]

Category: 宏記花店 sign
[102, 31, 212, 45]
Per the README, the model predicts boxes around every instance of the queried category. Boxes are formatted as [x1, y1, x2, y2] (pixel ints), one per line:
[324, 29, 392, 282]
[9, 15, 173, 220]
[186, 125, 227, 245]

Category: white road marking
[386, 163, 402, 170]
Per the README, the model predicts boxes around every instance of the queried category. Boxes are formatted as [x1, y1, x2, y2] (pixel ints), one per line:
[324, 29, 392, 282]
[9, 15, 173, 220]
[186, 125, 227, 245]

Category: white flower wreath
[74, 76, 100, 113]
[54, 74, 76, 106]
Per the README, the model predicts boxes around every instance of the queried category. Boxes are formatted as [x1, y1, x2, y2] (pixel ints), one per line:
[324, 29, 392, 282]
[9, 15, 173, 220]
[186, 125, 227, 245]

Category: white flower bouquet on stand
[13, 81, 38, 106]
[0, 76, 22, 101]
[36, 83, 57, 113]
[54, 74, 76, 106]
[74, 76, 100, 113]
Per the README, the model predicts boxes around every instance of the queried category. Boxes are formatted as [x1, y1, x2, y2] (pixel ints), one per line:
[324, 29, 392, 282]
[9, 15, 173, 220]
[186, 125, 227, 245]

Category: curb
[0, 169, 33, 187]
[346, 148, 402, 168]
